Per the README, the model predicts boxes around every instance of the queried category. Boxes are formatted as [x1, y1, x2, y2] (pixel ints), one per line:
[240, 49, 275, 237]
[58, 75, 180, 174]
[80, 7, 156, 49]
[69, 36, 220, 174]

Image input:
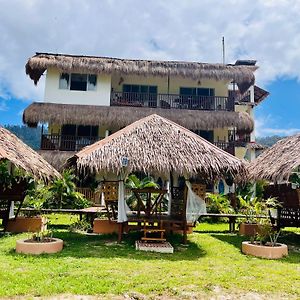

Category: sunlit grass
[0, 214, 299, 298]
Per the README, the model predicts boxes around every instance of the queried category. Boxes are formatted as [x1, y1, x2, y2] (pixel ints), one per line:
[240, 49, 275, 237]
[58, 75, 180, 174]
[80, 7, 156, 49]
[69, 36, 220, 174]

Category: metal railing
[110, 92, 235, 111]
[41, 134, 101, 151]
[213, 142, 235, 155]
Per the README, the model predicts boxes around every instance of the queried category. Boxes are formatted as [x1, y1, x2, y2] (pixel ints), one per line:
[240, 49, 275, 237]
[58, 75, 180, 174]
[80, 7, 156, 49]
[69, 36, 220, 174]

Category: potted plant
[7, 183, 49, 233]
[238, 196, 265, 236]
[241, 221, 288, 259]
[16, 228, 63, 255]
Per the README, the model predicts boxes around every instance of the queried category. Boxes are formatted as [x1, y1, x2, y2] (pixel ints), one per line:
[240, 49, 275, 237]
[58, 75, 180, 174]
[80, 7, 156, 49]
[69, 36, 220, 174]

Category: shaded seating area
[248, 133, 300, 229]
[0, 126, 60, 230]
[68, 114, 246, 244]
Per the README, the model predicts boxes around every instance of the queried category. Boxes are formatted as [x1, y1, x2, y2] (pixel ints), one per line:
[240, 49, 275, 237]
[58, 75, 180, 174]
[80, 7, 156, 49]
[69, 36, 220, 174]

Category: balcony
[214, 142, 235, 156]
[110, 92, 235, 111]
[41, 134, 101, 151]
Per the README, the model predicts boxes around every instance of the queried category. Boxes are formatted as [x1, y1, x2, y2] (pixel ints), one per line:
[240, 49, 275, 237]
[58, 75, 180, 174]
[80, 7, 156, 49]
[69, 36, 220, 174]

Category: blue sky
[1, 0, 300, 137]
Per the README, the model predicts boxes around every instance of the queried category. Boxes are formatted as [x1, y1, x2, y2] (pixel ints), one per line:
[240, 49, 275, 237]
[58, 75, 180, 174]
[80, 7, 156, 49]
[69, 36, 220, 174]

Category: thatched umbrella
[68, 114, 246, 181]
[0, 127, 60, 181]
[247, 134, 300, 183]
[26, 53, 257, 93]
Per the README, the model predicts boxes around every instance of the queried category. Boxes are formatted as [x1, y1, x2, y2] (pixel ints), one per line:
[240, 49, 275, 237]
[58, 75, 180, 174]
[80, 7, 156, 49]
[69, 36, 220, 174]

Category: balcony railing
[214, 142, 235, 156]
[41, 134, 101, 151]
[111, 92, 235, 111]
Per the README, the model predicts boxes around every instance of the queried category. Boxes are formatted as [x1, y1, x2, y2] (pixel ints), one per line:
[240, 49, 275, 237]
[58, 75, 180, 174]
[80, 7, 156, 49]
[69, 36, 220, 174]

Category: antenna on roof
[222, 36, 225, 65]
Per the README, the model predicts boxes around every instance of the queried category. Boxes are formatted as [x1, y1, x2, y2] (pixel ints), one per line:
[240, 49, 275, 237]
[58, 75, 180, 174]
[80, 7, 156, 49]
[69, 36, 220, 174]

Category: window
[59, 73, 97, 91]
[179, 87, 215, 96]
[122, 84, 157, 107]
[123, 84, 157, 94]
[192, 130, 214, 143]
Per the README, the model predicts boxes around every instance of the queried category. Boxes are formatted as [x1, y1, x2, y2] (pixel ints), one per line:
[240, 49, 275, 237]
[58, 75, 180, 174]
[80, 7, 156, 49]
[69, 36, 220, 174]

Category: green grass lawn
[0, 214, 299, 299]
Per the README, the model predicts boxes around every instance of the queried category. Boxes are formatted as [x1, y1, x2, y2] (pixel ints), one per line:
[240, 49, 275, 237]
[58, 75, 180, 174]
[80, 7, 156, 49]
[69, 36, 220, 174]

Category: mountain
[4, 125, 42, 150]
[256, 135, 283, 147]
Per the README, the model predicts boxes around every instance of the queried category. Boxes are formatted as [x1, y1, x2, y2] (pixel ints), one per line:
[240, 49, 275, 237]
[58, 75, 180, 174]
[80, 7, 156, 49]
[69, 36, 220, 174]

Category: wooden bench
[198, 213, 269, 232]
[270, 207, 300, 229]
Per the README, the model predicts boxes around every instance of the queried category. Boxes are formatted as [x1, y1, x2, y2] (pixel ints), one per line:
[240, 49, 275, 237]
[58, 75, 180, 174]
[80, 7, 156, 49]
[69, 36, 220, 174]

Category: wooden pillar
[183, 184, 188, 244]
[118, 222, 123, 243]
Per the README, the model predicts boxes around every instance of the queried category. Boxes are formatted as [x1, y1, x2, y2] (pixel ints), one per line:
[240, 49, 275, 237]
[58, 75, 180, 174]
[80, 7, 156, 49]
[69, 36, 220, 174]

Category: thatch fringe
[0, 127, 60, 181]
[23, 102, 254, 133]
[38, 150, 75, 171]
[25, 53, 257, 93]
[247, 134, 300, 182]
[68, 114, 247, 181]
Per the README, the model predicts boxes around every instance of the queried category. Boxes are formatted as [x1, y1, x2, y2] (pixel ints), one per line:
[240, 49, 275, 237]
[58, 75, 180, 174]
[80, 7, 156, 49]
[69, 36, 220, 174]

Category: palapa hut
[248, 134, 300, 216]
[68, 114, 246, 241]
[247, 134, 300, 183]
[0, 126, 60, 228]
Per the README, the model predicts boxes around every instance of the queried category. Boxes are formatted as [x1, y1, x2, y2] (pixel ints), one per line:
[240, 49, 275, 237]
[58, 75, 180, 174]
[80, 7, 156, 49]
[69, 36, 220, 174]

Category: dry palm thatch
[23, 102, 254, 133]
[0, 127, 60, 181]
[247, 134, 300, 182]
[25, 53, 257, 93]
[38, 150, 75, 171]
[68, 114, 247, 181]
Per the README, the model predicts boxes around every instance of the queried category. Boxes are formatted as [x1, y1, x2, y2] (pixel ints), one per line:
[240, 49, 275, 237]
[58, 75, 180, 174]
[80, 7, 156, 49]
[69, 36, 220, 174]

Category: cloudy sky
[0, 0, 300, 136]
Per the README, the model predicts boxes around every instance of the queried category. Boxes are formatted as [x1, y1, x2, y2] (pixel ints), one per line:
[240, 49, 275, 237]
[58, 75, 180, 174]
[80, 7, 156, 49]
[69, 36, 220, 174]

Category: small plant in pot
[238, 196, 266, 236]
[16, 227, 63, 255]
[242, 220, 288, 259]
[6, 183, 49, 233]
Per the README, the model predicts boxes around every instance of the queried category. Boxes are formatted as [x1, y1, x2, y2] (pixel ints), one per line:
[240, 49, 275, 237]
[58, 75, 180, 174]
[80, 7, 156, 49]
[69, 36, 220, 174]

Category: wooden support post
[183, 184, 188, 244]
[118, 222, 123, 243]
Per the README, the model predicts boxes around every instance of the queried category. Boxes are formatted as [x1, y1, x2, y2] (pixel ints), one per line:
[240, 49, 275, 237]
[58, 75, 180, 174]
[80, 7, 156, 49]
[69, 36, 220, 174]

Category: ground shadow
[7, 230, 206, 261]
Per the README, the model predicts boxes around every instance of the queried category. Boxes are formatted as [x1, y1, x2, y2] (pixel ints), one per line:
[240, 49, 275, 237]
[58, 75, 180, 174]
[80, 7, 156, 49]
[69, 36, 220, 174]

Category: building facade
[23, 53, 268, 191]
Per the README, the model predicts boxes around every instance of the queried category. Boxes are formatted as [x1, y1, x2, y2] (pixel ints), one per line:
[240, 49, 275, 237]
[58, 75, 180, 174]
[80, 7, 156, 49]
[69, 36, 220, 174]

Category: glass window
[87, 74, 97, 91]
[70, 73, 88, 91]
[59, 73, 70, 89]
[60, 73, 97, 91]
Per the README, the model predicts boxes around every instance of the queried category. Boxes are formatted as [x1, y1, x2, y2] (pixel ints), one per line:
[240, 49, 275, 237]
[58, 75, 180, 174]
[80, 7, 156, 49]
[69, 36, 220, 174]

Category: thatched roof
[0, 127, 60, 181]
[247, 134, 300, 182]
[254, 86, 269, 105]
[23, 102, 254, 133]
[68, 114, 247, 181]
[38, 150, 75, 171]
[25, 53, 257, 93]
[248, 141, 266, 150]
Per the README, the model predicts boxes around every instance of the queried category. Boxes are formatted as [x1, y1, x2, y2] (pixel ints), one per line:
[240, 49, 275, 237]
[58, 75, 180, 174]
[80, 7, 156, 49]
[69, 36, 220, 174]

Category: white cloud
[255, 114, 300, 137]
[1, 0, 300, 131]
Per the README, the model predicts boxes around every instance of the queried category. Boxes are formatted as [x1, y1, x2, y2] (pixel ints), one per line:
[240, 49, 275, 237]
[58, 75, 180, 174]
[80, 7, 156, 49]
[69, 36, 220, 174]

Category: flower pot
[16, 238, 63, 255]
[239, 223, 260, 237]
[242, 241, 288, 259]
[93, 219, 119, 234]
[6, 216, 47, 233]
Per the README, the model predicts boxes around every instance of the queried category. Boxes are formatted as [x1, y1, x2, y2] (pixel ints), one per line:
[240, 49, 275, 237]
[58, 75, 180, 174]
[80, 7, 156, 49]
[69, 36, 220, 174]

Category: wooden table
[131, 188, 168, 218]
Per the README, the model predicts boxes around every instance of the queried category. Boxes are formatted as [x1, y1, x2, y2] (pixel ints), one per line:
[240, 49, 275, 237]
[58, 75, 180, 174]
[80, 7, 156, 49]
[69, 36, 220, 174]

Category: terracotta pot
[93, 219, 119, 234]
[16, 238, 63, 255]
[239, 223, 260, 236]
[242, 241, 288, 259]
[6, 216, 47, 233]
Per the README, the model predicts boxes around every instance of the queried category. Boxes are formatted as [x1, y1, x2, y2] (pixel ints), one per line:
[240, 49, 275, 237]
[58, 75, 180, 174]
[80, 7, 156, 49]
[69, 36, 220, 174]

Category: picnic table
[198, 213, 269, 232]
[19, 207, 105, 225]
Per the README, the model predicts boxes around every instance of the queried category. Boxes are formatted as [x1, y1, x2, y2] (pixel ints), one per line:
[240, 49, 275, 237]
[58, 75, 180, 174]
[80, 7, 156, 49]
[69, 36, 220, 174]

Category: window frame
[59, 73, 97, 91]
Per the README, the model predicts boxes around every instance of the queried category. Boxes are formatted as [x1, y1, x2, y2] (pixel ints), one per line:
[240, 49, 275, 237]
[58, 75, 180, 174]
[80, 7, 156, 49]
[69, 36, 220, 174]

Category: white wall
[44, 68, 111, 106]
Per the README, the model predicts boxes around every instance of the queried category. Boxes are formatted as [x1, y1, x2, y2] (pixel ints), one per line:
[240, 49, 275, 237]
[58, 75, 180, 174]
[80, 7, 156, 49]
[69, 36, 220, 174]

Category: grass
[0, 214, 299, 299]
